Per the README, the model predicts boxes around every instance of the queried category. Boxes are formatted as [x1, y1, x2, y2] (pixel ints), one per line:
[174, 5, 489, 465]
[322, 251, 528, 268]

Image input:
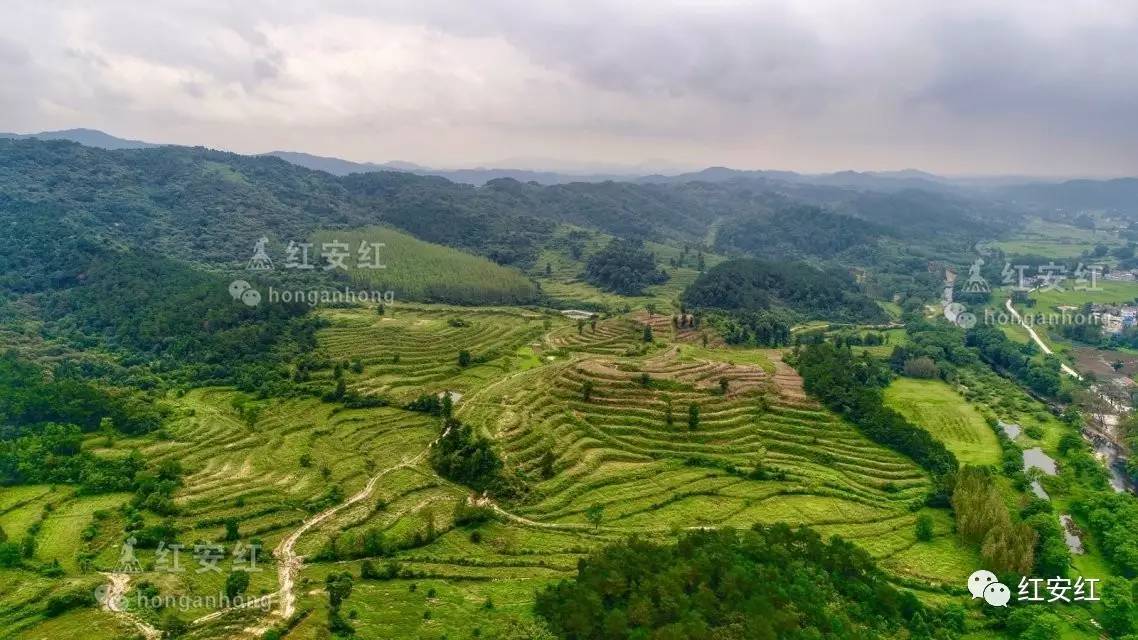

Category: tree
[458, 350, 472, 367]
[581, 380, 594, 402]
[585, 503, 604, 530]
[224, 518, 239, 541]
[577, 319, 585, 334]
[326, 571, 354, 610]
[953, 466, 1036, 573]
[1100, 578, 1135, 637]
[0, 542, 20, 567]
[225, 571, 250, 598]
[688, 404, 700, 431]
[664, 397, 674, 427]
[915, 514, 934, 541]
[431, 419, 505, 492]
[718, 378, 729, 395]
[539, 450, 556, 479]
[159, 611, 189, 638]
[642, 324, 653, 343]
[582, 238, 667, 295]
[903, 356, 939, 379]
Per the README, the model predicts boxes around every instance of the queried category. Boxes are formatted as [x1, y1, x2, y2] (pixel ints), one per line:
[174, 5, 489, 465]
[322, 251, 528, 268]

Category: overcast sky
[2, 1, 1136, 176]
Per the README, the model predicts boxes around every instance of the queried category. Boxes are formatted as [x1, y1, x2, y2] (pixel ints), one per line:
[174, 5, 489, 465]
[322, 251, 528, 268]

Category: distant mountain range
[4, 128, 1136, 212]
[0, 128, 159, 150]
[265, 150, 632, 184]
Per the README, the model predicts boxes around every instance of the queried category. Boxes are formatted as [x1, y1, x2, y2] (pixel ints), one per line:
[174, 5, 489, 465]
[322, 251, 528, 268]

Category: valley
[2, 137, 1138, 640]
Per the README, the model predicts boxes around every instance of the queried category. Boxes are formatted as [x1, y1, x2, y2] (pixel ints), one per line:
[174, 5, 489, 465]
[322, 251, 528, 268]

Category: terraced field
[2, 303, 989, 639]
[545, 316, 646, 355]
[318, 305, 556, 401]
[458, 345, 978, 586]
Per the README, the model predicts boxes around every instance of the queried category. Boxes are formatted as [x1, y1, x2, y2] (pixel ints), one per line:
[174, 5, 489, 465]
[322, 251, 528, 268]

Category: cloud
[1, 0, 1137, 175]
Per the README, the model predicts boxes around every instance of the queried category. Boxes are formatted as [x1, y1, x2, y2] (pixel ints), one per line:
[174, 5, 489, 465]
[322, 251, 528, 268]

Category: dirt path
[473, 496, 588, 531]
[100, 572, 162, 640]
[1004, 298, 1082, 378]
[271, 427, 448, 621]
[274, 455, 419, 619]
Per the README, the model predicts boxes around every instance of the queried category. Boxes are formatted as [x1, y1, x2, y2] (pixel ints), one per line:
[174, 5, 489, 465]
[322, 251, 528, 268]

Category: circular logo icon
[228, 280, 252, 300]
[93, 584, 125, 610]
[240, 288, 262, 307]
[943, 302, 965, 323]
[983, 582, 1011, 607]
[967, 569, 998, 599]
[956, 312, 977, 329]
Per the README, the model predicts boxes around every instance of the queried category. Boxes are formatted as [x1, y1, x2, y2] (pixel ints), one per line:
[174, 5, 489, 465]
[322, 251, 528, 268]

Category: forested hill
[0, 139, 707, 269]
[0, 138, 1014, 272]
[0, 139, 548, 270]
[683, 258, 888, 323]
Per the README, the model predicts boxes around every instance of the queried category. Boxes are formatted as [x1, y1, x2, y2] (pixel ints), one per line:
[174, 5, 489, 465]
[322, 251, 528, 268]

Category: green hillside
[311, 227, 538, 305]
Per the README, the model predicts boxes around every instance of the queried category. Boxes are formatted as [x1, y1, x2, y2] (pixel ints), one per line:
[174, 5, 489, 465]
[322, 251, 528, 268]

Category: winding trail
[1004, 298, 1082, 378]
[100, 572, 162, 640]
[273, 453, 424, 619]
[271, 426, 449, 621]
[471, 495, 590, 531]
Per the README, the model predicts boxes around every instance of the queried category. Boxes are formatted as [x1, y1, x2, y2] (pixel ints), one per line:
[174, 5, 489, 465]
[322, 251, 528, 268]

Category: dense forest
[0, 196, 321, 394]
[714, 204, 888, 259]
[0, 352, 179, 515]
[0, 139, 1011, 276]
[582, 238, 669, 295]
[535, 524, 960, 640]
[683, 259, 887, 323]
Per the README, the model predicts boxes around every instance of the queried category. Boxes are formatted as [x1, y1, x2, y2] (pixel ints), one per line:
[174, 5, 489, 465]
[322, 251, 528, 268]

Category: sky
[2, 0, 1137, 176]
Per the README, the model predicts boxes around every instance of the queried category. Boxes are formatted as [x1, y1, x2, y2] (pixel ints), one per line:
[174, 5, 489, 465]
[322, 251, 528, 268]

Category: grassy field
[884, 378, 1002, 466]
[311, 226, 538, 305]
[995, 217, 1125, 260]
[1029, 279, 1138, 311]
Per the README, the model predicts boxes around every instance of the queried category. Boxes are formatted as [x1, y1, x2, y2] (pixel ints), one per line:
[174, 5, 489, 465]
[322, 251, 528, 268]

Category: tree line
[791, 342, 958, 502]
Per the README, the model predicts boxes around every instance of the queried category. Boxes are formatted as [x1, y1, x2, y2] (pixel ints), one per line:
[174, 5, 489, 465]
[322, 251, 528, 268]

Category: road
[1004, 298, 1082, 378]
[1005, 297, 1132, 493]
